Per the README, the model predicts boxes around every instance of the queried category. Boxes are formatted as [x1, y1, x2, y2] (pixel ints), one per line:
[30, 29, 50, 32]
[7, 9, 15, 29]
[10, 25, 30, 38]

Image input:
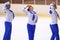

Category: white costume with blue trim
[49, 3, 58, 25]
[3, 1, 14, 22]
[4, 9, 14, 22]
[49, 9, 58, 24]
[23, 7, 38, 25]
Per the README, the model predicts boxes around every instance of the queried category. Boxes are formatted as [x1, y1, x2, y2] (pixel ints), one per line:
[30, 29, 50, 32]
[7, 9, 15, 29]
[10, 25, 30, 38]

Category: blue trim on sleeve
[29, 11, 36, 21]
[9, 10, 15, 19]
[49, 10, 52, 14]
[9, 10, 13, 12]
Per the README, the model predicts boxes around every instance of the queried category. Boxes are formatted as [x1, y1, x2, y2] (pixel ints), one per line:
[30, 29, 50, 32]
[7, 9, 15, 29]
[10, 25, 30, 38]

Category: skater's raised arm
[3, 1, 10, 13]
[23, 5, 33, 14]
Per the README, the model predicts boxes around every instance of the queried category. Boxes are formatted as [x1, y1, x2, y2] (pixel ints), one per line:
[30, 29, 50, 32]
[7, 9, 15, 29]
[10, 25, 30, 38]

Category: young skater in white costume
[23, 5, 38, 40]
[49, 2, 59, 40]
[3, 1, 15, 40]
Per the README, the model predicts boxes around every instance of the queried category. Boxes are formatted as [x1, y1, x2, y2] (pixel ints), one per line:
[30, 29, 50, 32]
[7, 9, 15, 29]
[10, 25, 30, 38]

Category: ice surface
[0, 17, 60, 40]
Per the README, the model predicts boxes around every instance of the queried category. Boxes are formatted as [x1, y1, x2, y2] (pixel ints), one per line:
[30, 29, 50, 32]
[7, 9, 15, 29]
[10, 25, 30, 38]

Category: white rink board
[0, 4, 60, 15]
[0, 17, 60, 40]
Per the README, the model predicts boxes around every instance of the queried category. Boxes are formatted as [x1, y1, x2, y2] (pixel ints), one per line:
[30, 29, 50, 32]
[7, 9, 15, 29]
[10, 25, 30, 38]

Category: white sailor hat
[4, 1, 10, 9]
[50, 3, 54, 9]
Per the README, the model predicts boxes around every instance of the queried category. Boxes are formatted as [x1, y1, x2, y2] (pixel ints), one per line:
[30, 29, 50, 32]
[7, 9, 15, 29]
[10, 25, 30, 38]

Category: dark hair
[27, 6, 32, 11]
[27, 7, 30, 11]
[27, 8, 30, 11]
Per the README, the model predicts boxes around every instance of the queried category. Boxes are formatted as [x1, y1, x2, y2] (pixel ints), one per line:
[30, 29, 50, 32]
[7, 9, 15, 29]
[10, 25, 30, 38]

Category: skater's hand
[35, 20, 37, 23]
[26, 5, 31, 7]
[59, 17, 60, 20]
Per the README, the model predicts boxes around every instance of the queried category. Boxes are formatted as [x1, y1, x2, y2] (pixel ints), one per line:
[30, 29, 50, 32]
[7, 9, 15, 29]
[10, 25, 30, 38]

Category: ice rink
[0, 16, 60, 40]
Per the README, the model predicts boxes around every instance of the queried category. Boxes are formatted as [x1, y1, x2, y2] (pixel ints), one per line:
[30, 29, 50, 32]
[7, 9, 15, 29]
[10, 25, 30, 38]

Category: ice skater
[3, 1, 15, 40]
[23, 5, 38, 40]
[49, 2, 59, 40]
